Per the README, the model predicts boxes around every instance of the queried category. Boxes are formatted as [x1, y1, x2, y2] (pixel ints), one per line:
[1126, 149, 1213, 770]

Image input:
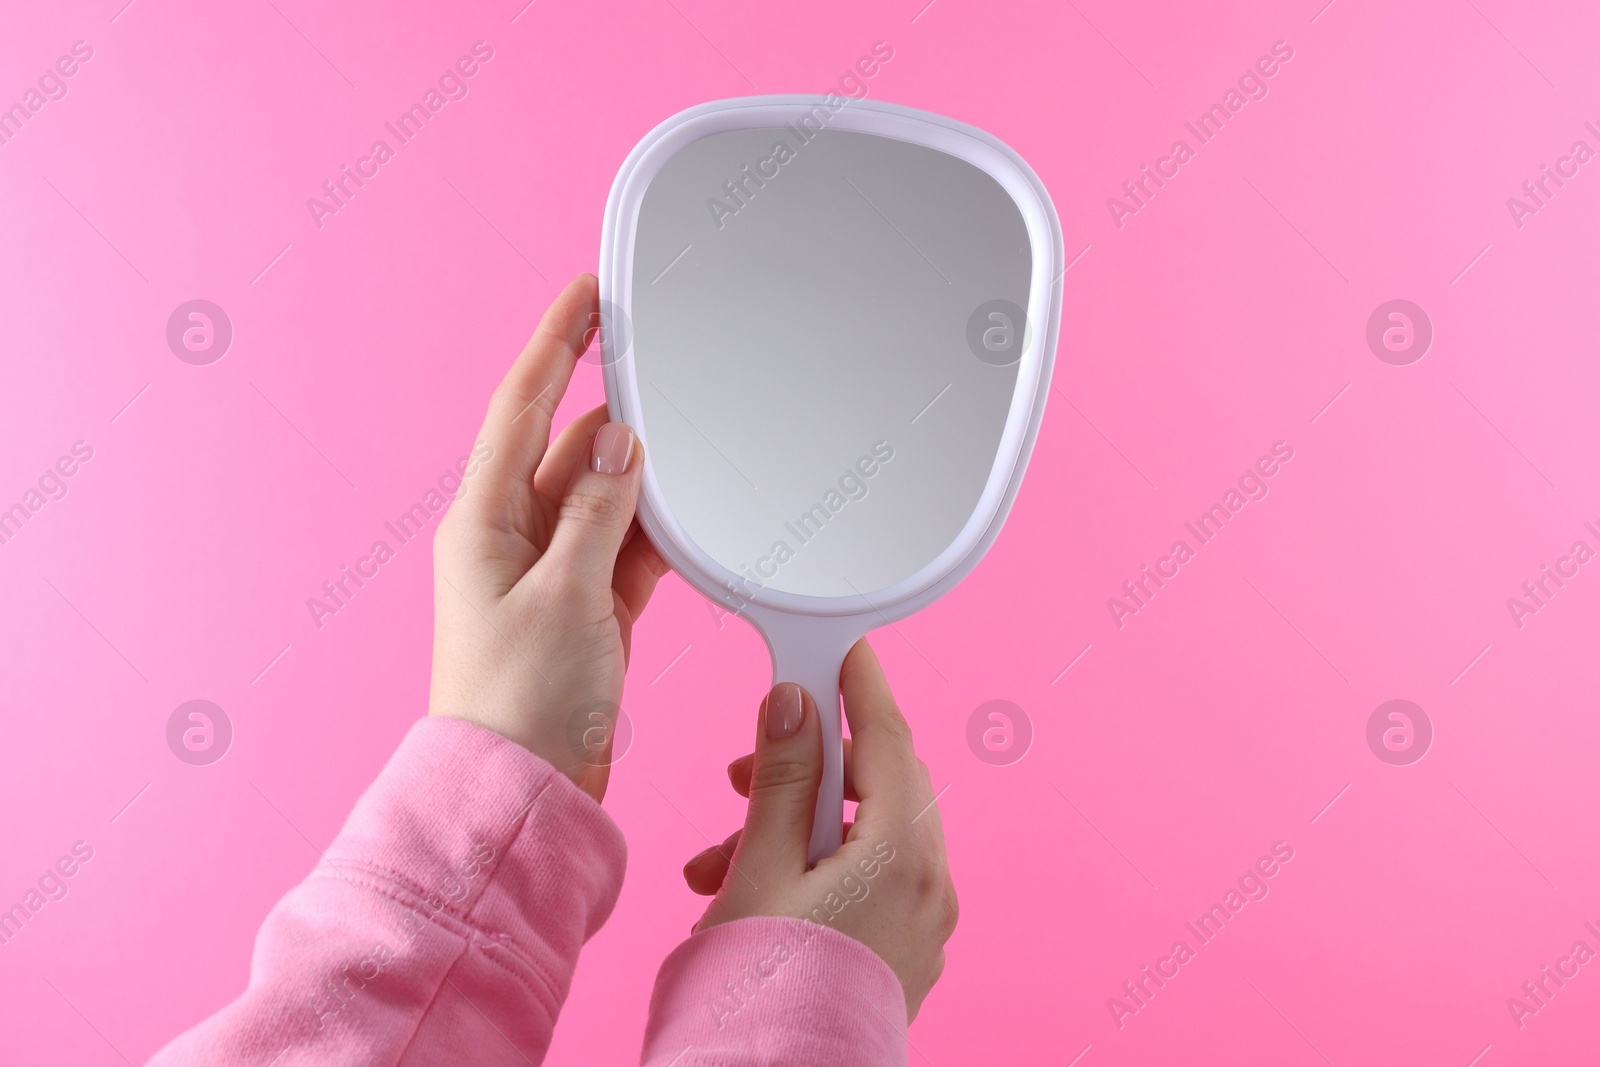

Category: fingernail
[685, 847, 714, 869]
[591, 423, 634, 475]
[766, 682, 805, 740]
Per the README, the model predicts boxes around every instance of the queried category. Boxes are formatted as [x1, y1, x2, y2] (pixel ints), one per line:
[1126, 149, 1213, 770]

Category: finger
[475, 274, 598, 496]
[613, 528, 670, 623]
[912, 952, 947, 1024]
[728, 682, 821, 879]
[839, 639, 930, 826]
[532, 403, 611, 504]
[537, 423, 643, 593]
[729, 738, 856, 803]
[682, 829, 741, 896]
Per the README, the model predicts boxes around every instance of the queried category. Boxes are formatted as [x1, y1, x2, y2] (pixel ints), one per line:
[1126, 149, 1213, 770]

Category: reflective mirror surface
[630, 127, 1032, 599]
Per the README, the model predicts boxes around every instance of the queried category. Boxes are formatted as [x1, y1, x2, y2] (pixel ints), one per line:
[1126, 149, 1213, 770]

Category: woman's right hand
[681, 639, 959, 1022]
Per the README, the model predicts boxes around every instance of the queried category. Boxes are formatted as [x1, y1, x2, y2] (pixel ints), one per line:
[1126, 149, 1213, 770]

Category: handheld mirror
[599, 96, 1062, 862]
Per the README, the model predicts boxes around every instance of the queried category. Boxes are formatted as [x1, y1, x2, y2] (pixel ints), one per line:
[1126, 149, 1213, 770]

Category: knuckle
[891, 712, 915, 746]
[747, 754, 815, 794]
[866, 711, 915, 750]
[889, 848, 946, 902]
[496, 381, 556, 425]
[536, 320, 585, 363]
[926, 953, 947, 999]
[562, 489, 624, 526]
[940, 888, 960, 939]
[914, 857, 946, 901]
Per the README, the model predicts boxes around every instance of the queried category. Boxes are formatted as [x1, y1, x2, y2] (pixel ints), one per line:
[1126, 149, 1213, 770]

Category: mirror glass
[629, 127, 1032, 600]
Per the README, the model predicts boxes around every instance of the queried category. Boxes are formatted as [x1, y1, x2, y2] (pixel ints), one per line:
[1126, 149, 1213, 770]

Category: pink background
[3, 0, 1599, 1063]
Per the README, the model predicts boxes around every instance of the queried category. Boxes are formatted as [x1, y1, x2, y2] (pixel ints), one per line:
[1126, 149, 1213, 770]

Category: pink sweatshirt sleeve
[148, 716, 907, 1066]
[641, 917, 908, 1066]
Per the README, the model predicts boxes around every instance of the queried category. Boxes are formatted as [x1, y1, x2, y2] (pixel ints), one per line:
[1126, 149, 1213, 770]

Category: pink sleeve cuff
[149, 715, 627, 1067]
[318, 715, 628, 1028]
[642, 915, 908, 1066]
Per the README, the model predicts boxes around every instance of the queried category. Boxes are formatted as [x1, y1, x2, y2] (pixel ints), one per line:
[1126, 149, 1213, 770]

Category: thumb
[543, 422, 642, 589]
[733, 682, 821, 880]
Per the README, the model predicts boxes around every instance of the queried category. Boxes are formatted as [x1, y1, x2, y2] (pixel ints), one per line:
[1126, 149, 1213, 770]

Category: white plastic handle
[760, 614, 859, 864]
[780, 649, 844, 864]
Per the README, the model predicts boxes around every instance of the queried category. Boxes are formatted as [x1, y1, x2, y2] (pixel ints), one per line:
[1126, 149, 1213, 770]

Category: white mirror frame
[601, 95, 1063, 861]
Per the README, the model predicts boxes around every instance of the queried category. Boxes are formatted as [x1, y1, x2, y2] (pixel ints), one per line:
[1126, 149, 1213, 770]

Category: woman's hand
[428, 274, 668, 802]
[681, 640, 959, 1021]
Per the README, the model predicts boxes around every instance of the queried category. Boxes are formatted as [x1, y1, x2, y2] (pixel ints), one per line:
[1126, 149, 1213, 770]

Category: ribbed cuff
[642, 915, 908, 1066]
[322, 716, 628, 1006]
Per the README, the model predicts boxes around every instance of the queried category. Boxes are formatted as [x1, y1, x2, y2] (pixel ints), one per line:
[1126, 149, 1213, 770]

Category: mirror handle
[762, 620, 857, 864]
[802, 658, 845, 865]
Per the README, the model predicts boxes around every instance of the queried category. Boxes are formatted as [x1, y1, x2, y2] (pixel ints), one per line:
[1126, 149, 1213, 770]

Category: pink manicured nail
[591, 423, 634, 475]
[766, 682, 806, 740]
